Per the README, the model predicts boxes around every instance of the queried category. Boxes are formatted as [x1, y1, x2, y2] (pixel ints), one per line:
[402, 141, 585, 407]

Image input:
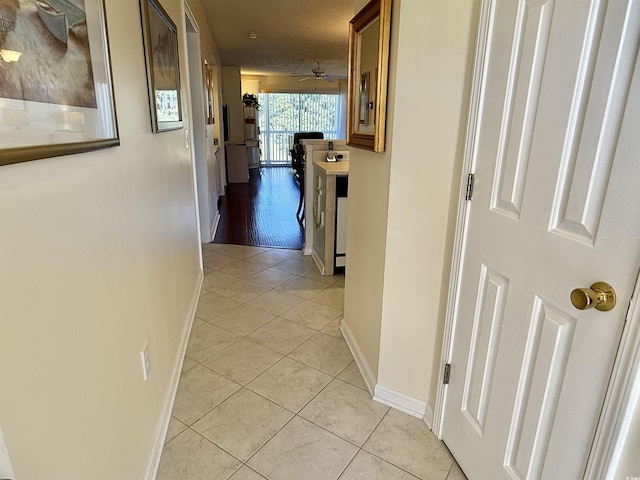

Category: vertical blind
[258, 93, 340, 165]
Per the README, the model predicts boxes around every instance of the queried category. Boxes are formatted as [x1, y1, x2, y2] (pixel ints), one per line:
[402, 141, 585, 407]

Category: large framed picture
[139, 0, 182, 133]
[0, 0, 119, 167]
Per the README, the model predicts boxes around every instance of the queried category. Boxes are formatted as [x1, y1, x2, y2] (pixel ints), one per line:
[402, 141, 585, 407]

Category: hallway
[157, 243, 466, 480]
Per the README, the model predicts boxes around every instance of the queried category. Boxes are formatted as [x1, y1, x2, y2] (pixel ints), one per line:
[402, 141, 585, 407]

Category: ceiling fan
[290, 62, 345, 83]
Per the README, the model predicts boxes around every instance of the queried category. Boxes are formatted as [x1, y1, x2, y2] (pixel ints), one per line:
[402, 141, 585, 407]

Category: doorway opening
[184, 5, 220, 243]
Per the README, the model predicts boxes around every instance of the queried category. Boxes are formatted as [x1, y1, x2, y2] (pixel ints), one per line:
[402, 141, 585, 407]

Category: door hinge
[443, 363, 451, 385]
[465, 173, 475, 201]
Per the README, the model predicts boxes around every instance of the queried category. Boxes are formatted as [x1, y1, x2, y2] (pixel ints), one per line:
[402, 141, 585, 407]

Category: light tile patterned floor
[157, 244, 467, 480]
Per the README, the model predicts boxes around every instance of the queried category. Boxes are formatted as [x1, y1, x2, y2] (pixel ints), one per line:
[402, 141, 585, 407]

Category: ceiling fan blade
[298, 76, 311, 82]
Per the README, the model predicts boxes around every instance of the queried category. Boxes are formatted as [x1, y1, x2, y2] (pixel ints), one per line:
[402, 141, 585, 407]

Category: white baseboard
[423, 404, 434, 429]
[210, 212, 221, 241]
[340, 319, 376, 395]
[304, 244, 313, 256]
[311, 249, 324, 275]
[373, 384, 428, 420]
[144, 271, 204, 480]
[339, 319, 435, 426]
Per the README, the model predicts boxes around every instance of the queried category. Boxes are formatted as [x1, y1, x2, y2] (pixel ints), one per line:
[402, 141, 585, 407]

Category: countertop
[313, 159, 349, 175]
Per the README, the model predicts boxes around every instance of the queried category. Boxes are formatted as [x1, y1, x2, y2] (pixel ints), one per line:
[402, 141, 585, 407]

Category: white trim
[210, 211, 220, 241]
[373, 384, 427, 419]
[584, 270, 640, 480]
[340, 316, 435, 424]
[184, 1, 199, 32]
[181, 29, 204, 250]
[433, 0, 494, 438]
[303, 244, 313, 256]
[340, 319, 376, 395]
[144, 271, 203, 480]
[423, 404, 434, 429]
[311, 249, 324, 275]
[183, 4, 213, 246]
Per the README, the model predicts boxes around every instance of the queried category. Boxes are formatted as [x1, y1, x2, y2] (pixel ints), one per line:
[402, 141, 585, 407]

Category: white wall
[0, 0, 203, 476]
[343, 0, 477, 412]
[342, 0, 396, 386]
[377, 0, 477, 408]
[241, 78, 260, 97]
[242, 74, 342, 94]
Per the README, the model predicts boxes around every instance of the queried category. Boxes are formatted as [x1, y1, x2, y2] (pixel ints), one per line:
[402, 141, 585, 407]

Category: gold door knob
[570, 282, 616, 311]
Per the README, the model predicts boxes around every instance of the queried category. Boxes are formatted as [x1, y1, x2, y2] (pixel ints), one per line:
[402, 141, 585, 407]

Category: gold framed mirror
[347, 0, 392, 152]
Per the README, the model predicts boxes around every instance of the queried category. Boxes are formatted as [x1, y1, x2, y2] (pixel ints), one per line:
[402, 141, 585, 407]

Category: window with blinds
[258, 93, 340, 166]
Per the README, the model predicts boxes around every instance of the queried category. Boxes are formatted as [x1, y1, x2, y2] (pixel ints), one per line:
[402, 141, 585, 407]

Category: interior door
[442, 1, 640, 479]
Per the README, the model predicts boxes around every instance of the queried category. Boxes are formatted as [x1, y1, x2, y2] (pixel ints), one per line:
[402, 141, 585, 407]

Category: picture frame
[347, 0, 392, 152]
[0, 0, 119, 167]
[139, 0, 183, 133]
[203, 59, 214, 125]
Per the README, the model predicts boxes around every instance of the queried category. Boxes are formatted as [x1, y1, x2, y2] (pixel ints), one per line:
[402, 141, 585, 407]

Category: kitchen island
[311, 159, 349, 275]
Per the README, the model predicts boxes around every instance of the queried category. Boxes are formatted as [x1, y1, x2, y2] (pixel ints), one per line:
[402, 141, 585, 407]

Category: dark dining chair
[291, 144, 306, 222]
[290, 132, 324, 224]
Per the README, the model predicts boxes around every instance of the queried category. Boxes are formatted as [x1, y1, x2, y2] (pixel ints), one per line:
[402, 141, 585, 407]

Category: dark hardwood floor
[213, 167, 304, 249]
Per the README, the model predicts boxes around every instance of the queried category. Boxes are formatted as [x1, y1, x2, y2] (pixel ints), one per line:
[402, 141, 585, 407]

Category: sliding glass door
[259, 93, 340, 166]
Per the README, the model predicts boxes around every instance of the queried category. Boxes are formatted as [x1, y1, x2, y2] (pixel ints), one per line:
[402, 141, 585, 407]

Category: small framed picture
[204, 59, 214, 125]
[139, 0, 183, 133]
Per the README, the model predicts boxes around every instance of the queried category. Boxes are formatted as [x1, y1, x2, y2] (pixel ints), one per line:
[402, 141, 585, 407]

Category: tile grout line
[175, 246, 454, 480]
[183, 315, 360, 471]
[174, 374, 443, 480]
[201, 271, 340, 309]
[184, 316, 345, 376]
[195, 298, 344, 360]
[239, 369, 349, 479]
[170, 245, 350, 479]
[174, 379, 242, 428]
[356, 408, 450, 480]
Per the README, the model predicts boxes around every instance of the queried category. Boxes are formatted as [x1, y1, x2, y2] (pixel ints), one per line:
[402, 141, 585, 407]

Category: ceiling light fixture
[248, 32, 258, 39]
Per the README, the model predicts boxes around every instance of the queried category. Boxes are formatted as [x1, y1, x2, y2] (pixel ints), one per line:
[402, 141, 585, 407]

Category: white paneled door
[442, 1, 640, 479]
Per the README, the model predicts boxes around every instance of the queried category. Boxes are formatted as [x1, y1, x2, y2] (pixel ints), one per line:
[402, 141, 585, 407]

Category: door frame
[432, 1, 640, 478]
[182, 2, 220, 243]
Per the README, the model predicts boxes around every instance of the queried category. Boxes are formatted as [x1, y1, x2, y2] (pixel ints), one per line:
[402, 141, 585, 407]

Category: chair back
[291, 143, 305, 176]
[293, 132, 324, 146]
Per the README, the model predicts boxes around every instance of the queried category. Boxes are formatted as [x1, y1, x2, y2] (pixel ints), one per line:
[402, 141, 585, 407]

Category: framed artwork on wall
[347, 0, 392, 152]
[203, 59, 214, 125]
[0, 0, 119, 167]
[139, 0, 183, 132]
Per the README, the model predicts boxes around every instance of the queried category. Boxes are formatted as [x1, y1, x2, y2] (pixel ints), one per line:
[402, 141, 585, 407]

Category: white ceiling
[200, 0, 354, 77]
